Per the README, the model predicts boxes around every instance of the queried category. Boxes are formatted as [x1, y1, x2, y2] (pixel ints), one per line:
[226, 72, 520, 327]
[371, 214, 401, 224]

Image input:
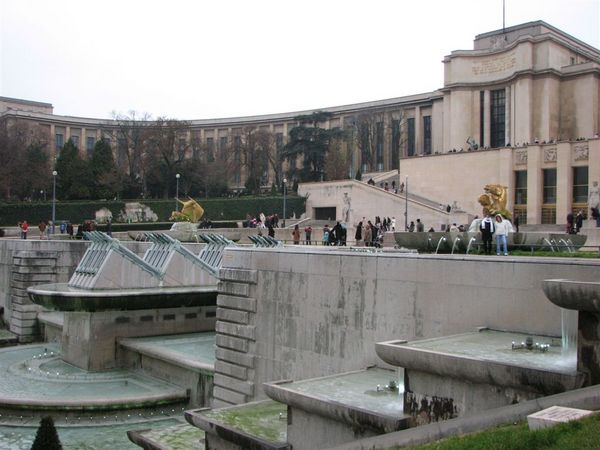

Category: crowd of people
[17, 219, 96, 240]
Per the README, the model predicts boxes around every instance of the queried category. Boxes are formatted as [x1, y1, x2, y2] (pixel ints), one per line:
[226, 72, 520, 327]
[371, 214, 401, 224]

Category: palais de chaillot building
[2, 21, 599, 224]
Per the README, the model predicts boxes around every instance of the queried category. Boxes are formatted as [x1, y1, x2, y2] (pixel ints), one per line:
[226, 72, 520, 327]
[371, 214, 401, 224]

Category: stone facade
[1, 21, 599, 224]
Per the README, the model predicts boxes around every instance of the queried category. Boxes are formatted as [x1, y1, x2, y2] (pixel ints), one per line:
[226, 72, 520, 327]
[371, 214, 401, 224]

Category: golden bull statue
[170, 197, 205, 223]
[478, 184, 511, 219]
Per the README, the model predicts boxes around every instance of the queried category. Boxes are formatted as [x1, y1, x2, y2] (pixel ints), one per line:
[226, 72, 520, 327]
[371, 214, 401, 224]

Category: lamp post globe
[175, 173, 181, 211]
[52, 171, 58, 234]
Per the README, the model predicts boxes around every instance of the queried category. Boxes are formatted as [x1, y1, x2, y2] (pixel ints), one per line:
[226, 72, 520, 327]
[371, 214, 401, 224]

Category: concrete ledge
[327, 384, 600, 449]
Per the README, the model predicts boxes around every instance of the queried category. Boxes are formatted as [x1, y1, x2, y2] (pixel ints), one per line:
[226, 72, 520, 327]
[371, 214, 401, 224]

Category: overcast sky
[1, 0, 598, 120]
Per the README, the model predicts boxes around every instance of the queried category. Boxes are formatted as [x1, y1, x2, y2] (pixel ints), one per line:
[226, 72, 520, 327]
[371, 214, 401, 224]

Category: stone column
[414, 106, 422, 155]
[556, 142, 572, 224]
[10, 251, 58, 342]
[483, 90, 491, 148]
[526, 145, 542, 224]
[212, 267, 258, 408]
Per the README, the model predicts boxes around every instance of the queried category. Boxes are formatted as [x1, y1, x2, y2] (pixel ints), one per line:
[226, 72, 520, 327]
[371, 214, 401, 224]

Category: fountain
[375, 327, 584, 424]
[394, 182, 587, 254]
[27, 232, 223, 370]
[543, 279, 600, 385]
[0, 231, 231, 447]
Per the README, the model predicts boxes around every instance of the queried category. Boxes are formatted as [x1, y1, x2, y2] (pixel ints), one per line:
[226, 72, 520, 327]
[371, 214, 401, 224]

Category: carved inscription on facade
[472, 51, 516, 76]
[544, 147, 557, 163]
[515, 149, 527, 165]
[574, 143, 589, 161]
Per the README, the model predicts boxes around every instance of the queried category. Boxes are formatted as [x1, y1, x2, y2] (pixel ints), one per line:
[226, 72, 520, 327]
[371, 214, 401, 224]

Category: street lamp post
[404, 176, 408, 231]
[175, 173, 181, 211]
[282, 178, 287, 228]
[52, 171, 57, 234]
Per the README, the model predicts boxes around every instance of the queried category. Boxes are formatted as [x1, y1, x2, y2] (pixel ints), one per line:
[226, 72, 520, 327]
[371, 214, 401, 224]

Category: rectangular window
[514, 171, 527, 205]
[543, 168, 557, 204]
[573, 166, 588, 203]
[360, 123, 370, 172]
[391, 119, 400, 170]
[192, 137, 200, 159]
[490, 88, 505, 148]
[376, 121, 384, 171]
[86, 136, 95, 155]
[206, 137, 214, 162]
[55, 133, 64, 150]
[220, 136, 228, 150]
[117, 138, 128, 165]
[407, 118, 415, 156]
[423, 116, 432, 154]
[71, 136, 79, 148]
[275, 133, 284, 149]
[234, 136, 241, 163]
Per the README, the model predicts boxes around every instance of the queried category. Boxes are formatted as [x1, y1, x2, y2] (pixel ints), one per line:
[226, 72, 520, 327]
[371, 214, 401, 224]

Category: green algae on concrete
[202, 400, 287, 443]
[132, 423, 205, 450]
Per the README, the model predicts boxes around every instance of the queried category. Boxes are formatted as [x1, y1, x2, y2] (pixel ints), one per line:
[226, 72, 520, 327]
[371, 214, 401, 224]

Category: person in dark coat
[479, 213, 495, 255]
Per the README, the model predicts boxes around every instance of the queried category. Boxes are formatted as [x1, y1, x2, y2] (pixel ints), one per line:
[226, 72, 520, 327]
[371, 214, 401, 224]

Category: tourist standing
[38, 221, 47, 239]
[479, 213, 495, 255]
[566, 212, 574, 234]
[292, 224, 300, 245]
[304, 225, 312, 245]
[494, 214, 509, 256]
[355, 221, 363, 246]
[408, 221, 415, 232]
[416, 219, 424, 232]
[322, 225, 330, 245]
[268, 223, 275, 238]
[575, 210, 584, 234]
[20, 220, 29, 239]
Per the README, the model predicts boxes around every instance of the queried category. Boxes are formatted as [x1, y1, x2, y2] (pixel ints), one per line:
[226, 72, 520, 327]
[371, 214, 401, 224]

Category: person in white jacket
[494, 214, 510, 255]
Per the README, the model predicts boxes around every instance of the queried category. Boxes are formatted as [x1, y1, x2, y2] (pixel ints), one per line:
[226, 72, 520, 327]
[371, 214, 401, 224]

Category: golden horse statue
[478, 184, 511, 219]
[169, 197, 205, 223]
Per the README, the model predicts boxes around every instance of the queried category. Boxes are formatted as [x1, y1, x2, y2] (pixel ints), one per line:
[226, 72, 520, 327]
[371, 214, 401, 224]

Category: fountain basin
[262, 367, 408, 449]
[186, 400, 289, 450]
[375, 329, 585, 421]
[0, 344, 187, 414]
[28, 283, 217, 312]
[393, 231, 587, 253]
[543, 279, 600, 313]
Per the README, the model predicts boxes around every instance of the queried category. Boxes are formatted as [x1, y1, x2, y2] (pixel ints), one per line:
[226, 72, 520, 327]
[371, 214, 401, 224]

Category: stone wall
[212, 246, 600, 407]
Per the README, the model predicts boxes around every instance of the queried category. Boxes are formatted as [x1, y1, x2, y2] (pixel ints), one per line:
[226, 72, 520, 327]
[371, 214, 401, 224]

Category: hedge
[0, 196, 306, 227]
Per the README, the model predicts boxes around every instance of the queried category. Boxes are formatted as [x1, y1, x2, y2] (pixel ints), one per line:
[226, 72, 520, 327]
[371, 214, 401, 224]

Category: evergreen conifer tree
[31, 416, 63, 450]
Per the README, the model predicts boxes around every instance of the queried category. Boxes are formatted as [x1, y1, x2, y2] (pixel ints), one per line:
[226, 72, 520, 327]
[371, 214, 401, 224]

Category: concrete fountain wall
[0, 239, 205, 342]
[213, 246, 600, 407]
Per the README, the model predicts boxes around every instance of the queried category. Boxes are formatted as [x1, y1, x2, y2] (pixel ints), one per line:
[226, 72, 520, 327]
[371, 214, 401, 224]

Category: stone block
[216, 321, 255, 340]
[219, 268, 258, 284]
[215, 360, 248, 380]
[212, 386, 247, 406]
[214, 373, 254, 396]
[218, 281, 250, 298]
[216, 334, 249, 353]
[527, 406, 594, 430]
[217, 308, 249, 324]
[216, 347, 255, 368]
[217, 295, 257, 312]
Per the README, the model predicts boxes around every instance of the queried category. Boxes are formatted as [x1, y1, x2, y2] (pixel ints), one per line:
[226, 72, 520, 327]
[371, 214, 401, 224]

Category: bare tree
[144, 117, 191, 198]
[110, 111, 153, 197]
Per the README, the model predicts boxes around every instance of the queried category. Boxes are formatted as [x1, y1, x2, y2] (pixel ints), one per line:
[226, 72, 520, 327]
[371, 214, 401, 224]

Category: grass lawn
[407, 413, 600, 450]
